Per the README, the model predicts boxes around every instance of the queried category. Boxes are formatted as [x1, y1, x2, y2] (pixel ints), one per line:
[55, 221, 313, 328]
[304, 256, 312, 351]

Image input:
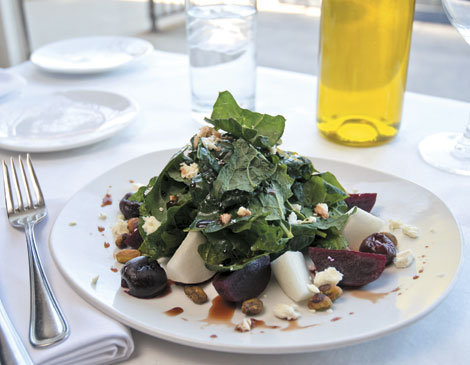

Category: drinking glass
[419, 0, 470, 175]
[185, 0, 257, 119]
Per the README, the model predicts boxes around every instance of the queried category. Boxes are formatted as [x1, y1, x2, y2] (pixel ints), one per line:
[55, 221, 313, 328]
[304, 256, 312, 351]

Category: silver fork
[2, 154, 69, 348]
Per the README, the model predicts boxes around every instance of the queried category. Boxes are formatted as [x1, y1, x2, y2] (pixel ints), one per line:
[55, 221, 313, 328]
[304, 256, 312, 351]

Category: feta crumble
[201, 135, 221, 151]
[273, 304, 301, 320]
[98, 213, 107, 220]
[402, 224, 420, 238]
[235, 318, 252, 332]
[237, 206, 252, 217]
[307, 284, 320, 294]
[142, 216, 161, 235]
[388, 219, 403, 230]
[314, 203, 329, 219]
[291, 204, 302, 212]
[314, 267, 343, 287]
[180, 162, 199, 179]
[394, 249, 414, 268]
[112, 218, 128, 237]
[288, 212, 298, 225]
[131, 182, 144, 192]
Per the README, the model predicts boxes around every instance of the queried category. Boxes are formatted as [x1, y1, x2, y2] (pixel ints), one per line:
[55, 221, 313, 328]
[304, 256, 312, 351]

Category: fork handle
[0, 299, 34, 365]
[25, 222, 69, 347]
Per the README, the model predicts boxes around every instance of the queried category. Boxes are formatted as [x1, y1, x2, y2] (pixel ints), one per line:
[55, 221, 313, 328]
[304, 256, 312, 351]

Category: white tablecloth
[2, 50, 469, 364]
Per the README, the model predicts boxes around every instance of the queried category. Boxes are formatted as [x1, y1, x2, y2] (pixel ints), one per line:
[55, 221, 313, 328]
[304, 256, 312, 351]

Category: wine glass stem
[453, 116, 470, 159]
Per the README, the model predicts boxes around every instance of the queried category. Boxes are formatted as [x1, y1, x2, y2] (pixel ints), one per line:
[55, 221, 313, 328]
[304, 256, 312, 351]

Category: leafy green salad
[131, 91, 351, 272]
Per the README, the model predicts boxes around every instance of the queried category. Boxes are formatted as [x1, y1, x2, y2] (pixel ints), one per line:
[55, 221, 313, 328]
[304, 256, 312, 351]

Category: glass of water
[185, 0, 257, 119]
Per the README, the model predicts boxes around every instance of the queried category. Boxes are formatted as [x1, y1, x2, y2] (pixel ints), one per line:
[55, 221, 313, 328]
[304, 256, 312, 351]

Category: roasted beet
[213, 256, 271, 302]
[119, 193, 142, 219]
[121, 256, 167, 298]
[345, 193, 377, 213]
[124, 229, 143, 249]
[360, 233, 396, 265]
[309, 247, 386, 287]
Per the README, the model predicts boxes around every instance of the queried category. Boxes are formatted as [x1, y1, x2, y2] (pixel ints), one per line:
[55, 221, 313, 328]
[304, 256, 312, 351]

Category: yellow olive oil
[317, 0, 415, 146]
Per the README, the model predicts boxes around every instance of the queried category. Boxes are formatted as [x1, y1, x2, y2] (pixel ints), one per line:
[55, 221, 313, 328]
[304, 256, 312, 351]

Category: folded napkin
[0, 201, 134, 365]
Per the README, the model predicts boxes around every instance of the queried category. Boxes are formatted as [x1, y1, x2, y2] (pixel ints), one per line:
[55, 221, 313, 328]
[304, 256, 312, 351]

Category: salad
[114, 91, 416, 327]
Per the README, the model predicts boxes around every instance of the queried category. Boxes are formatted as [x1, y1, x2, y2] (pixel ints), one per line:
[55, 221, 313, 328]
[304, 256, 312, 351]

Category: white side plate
[0, 70, 26, 100]
[31, 36, 153, 74]
[50, 150, 462, 354]
[0, 90, 139, 152]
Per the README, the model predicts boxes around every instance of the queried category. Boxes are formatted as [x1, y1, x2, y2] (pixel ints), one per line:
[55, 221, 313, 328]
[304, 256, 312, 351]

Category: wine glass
[419, 0, 470, 175]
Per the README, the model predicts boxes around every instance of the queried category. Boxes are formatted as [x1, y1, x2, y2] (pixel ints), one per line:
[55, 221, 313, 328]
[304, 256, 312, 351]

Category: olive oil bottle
[317, 0, 415, 146]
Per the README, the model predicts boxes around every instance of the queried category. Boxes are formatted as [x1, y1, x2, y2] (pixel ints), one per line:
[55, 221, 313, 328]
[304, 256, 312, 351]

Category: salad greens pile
[132, 91, 351, 271]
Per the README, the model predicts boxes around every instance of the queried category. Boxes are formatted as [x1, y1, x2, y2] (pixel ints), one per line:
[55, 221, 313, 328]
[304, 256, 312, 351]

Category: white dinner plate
[30, 36, 153, 74]
[0, 89, 139, 152]
[0, 69, 26, 100]
[50, 150, 462, 354]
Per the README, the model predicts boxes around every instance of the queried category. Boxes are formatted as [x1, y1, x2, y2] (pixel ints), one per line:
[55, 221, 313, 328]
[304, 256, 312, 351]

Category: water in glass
[186, 4, 257, 114]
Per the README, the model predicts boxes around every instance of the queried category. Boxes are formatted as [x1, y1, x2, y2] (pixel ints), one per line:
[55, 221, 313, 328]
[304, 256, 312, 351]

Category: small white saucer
[0, 70, 26, 99]
[30, 36, 154, 74]
[0, 89, 139, 152]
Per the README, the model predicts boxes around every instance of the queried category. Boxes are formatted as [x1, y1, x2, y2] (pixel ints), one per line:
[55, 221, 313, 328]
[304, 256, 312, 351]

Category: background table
[1, 51, 469, 364]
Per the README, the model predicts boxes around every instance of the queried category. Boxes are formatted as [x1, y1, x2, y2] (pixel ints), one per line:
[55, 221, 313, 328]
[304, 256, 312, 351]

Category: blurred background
[2, 0, 469, 101]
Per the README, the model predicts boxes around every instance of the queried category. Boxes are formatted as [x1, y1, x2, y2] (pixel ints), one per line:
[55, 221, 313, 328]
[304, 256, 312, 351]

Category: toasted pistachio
[241, 298, 263, 315]
[318, 284, 343, 302]
[115, 249, 141, 263]
[308, 293, 332, 311]
[184, 285, 208, 304]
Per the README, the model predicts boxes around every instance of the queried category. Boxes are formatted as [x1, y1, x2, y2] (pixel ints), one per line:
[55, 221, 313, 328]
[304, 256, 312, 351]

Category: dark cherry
[119, 192, 142, 219]
[121, 256, 167, 298]
[359, 233, 397, 265]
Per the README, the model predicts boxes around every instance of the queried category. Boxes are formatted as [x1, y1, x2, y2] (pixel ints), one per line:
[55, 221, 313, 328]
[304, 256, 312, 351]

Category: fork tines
[2, 154, 45, 214]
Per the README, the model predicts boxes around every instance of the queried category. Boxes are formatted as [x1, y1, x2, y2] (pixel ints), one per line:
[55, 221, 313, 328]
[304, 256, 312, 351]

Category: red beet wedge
[309, 247, 386, 287]
[344, 193, 377, 212]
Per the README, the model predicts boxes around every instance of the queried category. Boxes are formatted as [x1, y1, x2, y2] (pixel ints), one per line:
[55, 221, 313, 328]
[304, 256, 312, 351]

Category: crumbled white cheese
[402, 224, 420, 238]
[235, 318, 252, 332]
[314, 203, 329, 219]
[288, 212, 298, 225]
[389, 219, 403, 230]
[394, 249, 414, 268]
[180, 162, 199, 179]
[144, 186, 153, 196]
[308, 309, 316, 313]
[98, 213, 107, 220]
[201, 135, 220, 151]
[273, 304, 301, 320]
[112, 218, 128, 237]
[307, 284, 320, 294]
[314, 267, 343, 287]
[142, 216, 161, 235]
[131, 182, 144, 192]
[292, 204, 302, 212]
[237, 206, 252, 217]
[326, 309, 333, 313]
[159, 207, 164, 212]
[91, 275, 99, 285]
[69, 221, 77, 227]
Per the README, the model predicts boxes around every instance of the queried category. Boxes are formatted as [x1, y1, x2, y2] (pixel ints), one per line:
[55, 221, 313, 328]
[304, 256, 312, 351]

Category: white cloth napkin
[0, 200, 134, 365]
